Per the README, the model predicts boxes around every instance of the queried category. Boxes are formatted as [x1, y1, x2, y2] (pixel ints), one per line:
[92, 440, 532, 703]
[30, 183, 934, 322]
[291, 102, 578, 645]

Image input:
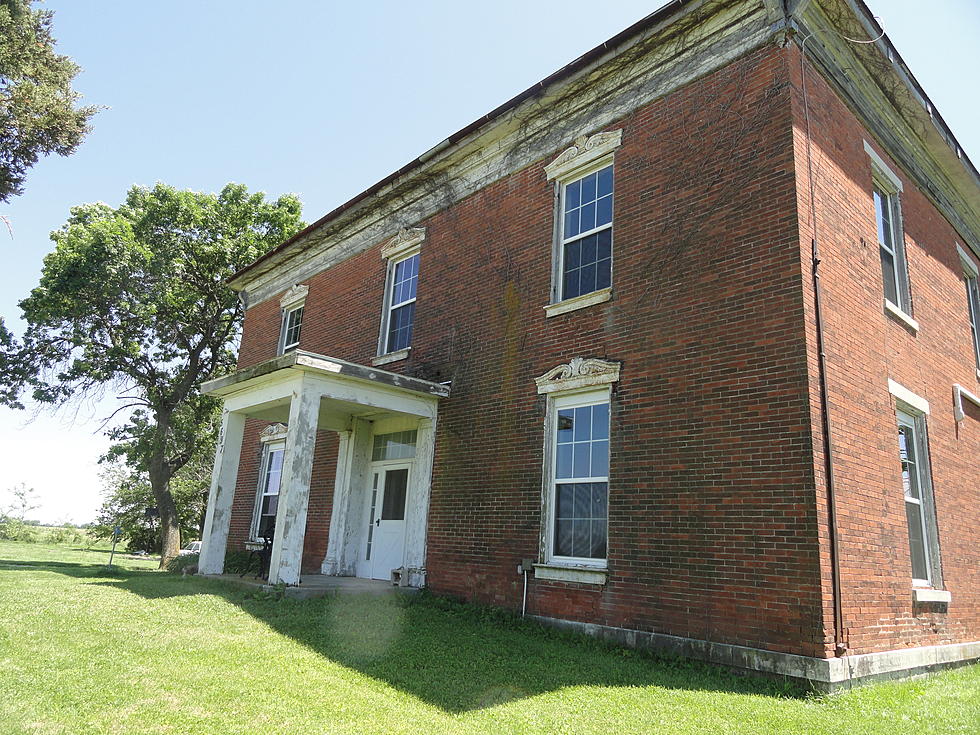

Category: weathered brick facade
[206, 0, 979, 684]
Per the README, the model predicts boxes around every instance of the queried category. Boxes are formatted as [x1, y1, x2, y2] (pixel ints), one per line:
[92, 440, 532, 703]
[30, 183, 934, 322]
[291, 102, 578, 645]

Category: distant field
[0, 542, 977, 735]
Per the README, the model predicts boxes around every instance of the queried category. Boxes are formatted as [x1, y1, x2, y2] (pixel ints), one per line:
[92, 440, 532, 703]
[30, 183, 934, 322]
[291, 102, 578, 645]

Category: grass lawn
[0, 542, 977, 734]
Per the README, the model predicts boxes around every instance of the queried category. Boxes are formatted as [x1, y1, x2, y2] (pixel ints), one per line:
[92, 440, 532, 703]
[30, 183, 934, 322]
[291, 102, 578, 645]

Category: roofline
[231, 0, 978, 287]
[229, 0, 695, 286]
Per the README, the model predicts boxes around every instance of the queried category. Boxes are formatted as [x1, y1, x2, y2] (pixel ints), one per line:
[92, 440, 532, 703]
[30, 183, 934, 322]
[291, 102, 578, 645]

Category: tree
[3, 482, 39, 520]
[0, 0, 97, 203]
[1, 182, 304, 565]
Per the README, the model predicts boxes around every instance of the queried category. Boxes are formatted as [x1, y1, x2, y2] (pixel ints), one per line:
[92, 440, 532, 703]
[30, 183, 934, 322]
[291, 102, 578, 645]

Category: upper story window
[957, 244, 980, 371]
[278, 284, 308, 355]
[385, 253, 418, 353]
[544, 130, 622, 317]
[561, 166, 613, 300]
[865, 142, 914, 325]
[375, 228, 426, 364]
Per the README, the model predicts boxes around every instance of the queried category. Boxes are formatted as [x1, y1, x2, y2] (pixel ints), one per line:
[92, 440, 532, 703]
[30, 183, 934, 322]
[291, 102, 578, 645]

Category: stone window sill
[544, 288, 612, 318]
[372, 348, 410, 366]
[533, 563, 607, 585]
[912, 587, 951, 604]
[884, 299, 919, 333]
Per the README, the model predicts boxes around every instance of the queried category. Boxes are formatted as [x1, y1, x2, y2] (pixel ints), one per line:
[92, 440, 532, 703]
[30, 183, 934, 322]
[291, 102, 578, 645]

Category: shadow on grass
[2, 555, 809, 712]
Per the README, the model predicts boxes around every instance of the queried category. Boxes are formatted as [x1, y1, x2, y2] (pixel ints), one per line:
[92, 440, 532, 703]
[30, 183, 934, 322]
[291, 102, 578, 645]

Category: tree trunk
[149, 409, 181, 567]
[149, 468, 181, 567]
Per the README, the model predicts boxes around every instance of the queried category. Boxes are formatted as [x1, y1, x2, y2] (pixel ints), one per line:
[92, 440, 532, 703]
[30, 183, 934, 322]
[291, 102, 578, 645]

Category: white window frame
[252, 438, 285, 541]
[544, 130, 622, 317]
[374, 228, 425, 364]
[887, 380, 943, 591]
[277, 284, 308, 355]
[957, 244, 980, 373]
[865, 142, 913, 323]
[545, 388, 610, 568]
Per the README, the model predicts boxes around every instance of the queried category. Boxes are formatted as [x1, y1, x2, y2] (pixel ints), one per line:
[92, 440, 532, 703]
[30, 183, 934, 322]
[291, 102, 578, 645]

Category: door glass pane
[381, 469, 409, 520]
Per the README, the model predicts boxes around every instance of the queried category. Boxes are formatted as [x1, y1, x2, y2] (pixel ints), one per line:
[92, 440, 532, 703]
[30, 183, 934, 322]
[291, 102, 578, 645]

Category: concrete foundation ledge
[531, 615, 980, 692]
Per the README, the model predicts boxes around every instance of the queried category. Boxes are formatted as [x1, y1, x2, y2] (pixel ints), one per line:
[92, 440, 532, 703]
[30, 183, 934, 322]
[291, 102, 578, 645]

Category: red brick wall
[227, 420, 338, 576]
[789, 45, 980, 655]
[230, 43, 830, 658]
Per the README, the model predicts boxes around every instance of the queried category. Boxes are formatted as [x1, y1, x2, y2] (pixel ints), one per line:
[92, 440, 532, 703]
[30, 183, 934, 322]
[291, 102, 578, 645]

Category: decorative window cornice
[279, 284, 308, 310]
[259, 423, 288, 443]
[545, 129, 623, 182]
[535, 357, 621, 394]
[380, 227, 426, 261]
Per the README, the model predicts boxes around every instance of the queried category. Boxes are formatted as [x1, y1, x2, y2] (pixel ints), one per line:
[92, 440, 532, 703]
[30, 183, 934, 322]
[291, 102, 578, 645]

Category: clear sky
[1, 1, 977, 524]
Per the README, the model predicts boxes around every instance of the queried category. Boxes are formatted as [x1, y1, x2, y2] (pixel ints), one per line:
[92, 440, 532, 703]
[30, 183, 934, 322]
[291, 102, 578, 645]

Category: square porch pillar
[199, 409, 247, 574]
[268, 380, 321, 585]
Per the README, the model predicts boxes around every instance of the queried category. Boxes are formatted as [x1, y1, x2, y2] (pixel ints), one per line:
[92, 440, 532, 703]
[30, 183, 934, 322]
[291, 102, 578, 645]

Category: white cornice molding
[259, 423, 288, 442]
[279, 284, 308, 310]
[380, 227, 426, 260]
[544, 129, 623, 182]
[535, 357, 621, 394]
[231, 1, 773, 304]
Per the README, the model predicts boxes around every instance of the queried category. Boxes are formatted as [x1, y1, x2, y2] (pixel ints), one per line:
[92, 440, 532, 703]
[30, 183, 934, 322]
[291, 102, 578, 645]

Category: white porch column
[268, 380, 321, 585]
[326, 418, 373, 576]
[404, 416, 437, 587]
[199, 409, 247, 574]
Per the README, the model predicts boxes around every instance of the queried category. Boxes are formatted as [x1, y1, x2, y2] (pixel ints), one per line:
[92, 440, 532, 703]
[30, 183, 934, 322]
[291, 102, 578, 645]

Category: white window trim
[252, 438, 285, 541]
[535, 358, 620, 582]
[863, 140, 904, 192]
[897, 409, 932, 588]
[545, 130, 622, 308]
[888, 379, 929, 416]
[277, 284, 308, 355]
[376, 228, 425, 359]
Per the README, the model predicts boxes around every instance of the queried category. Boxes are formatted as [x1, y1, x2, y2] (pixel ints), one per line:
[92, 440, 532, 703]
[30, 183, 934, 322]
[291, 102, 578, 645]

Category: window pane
[874, 188, 893, 250]
[580, 171, 597, 203]
[387, 301, 415, 352]
[553, 481, 607, 560]
[905, 502, 928, 580]
[573, 442, 591, 477]
[880, 247, 899, 304]
[592, 403, 609, 439]
[573, 407, 592, 441]
[572, 519, 590, 558]
[565, 240, 581, 270]
[573, 483, 592, 518]
[968, 277, 980, 367]
[555, 519, 573, 557]
[597, 165, 613, 197]
[596, 195, 613, 228]
[591, 520, 607, 558]
[898, 425, 919, 499]
[372, 430, 418, 461]
[590, 440, 609, 478]
[556, 484, 574, 517]
[564, 180, 581, 211]
[579, 202, 596, 232]
[557, 409, 574, 442]
[556, 444, 573, 479]
[591, 483, 608, 519]
[564, 209, 579, 239]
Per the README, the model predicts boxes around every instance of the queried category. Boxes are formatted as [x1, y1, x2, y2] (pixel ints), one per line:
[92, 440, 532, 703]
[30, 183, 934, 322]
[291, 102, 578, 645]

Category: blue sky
[1, 1, 978, 523]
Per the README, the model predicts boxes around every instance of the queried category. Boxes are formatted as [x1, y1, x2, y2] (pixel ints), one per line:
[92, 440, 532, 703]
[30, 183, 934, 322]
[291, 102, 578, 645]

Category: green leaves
[0, 0, 97, 202]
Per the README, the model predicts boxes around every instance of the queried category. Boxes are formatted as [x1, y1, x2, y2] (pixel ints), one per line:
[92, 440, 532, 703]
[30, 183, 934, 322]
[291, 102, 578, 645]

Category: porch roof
[200, 350, 450, 401]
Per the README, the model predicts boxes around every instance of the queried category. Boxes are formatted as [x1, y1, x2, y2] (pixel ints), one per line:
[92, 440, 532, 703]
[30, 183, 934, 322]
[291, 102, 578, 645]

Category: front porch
[197, 350, 449, 587]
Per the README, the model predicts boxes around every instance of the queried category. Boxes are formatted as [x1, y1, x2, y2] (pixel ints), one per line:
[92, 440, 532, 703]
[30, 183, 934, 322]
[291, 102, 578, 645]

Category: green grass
[0, 542, 977, 734]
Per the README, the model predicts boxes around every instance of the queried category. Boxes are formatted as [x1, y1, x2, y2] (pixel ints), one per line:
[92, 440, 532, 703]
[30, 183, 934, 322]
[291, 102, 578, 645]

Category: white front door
[363, 464, 410, 580]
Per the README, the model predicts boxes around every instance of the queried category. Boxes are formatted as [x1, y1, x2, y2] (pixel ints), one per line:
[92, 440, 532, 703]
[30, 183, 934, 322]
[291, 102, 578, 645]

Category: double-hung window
[561, 166, 613, 300]
[384, 253, 418, 353]
[375, 228, 425, 363]
[958, 244, 980, 371]
[278, 284, 308, 355]
[865, 142, 913, 323]
[544, 129, 622, 316]
[255, 440, 284, 540]
[887, 380, 943, 593]
[552, 394, 609, 561]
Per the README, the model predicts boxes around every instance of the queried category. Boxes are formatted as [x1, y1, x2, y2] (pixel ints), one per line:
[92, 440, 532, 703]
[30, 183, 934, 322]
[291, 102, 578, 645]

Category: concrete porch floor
[200, 573, 419, 600]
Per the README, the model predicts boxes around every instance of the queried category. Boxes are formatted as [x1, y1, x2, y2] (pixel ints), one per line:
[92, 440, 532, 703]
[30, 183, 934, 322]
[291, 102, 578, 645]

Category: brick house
[197, 0, 980, 689]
